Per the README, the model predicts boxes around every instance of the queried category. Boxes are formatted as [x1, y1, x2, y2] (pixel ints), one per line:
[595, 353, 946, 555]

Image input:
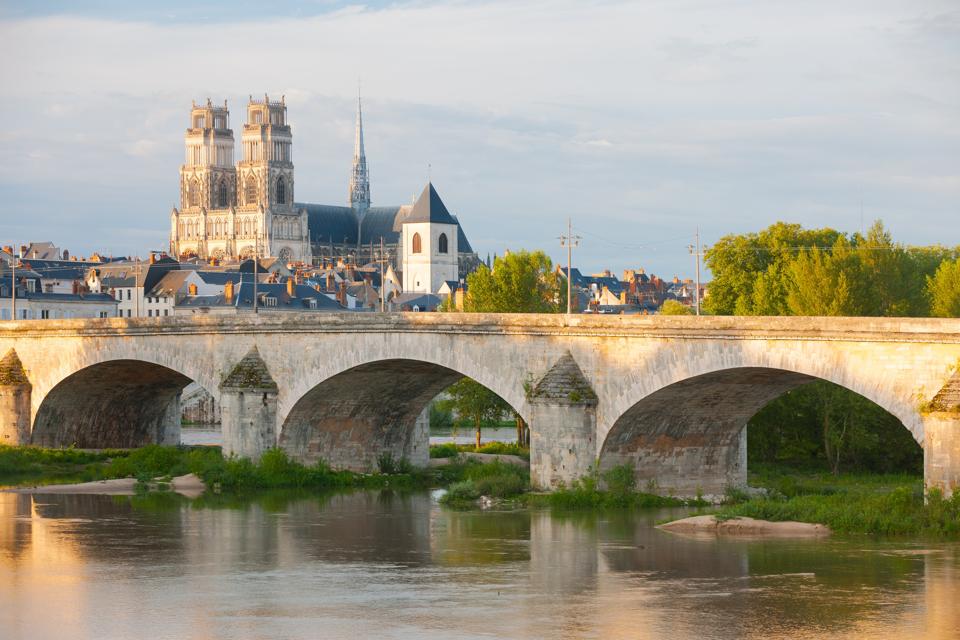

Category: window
[193, 115, 205, 128]
[164, 309, 169, 316]
[245, 175, 257, 205]
[412, 232, 422, 254]
[218, 180, 229, 208]
[253, 111, 263, 124]
[188, 179, 201, 207]
[438, 233, 448, 254]
[126, 309, 131, 318]
[99, 312, 108, 318]
[275, 176, 286, 204]
[148, 310, 153, 317]
[126, 290, 131, 300]
[41, 310, 50, 319]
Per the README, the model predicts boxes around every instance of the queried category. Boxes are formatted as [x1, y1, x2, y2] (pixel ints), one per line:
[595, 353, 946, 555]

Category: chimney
[19, 245, 27, 258]
[224, 279, 234, 302]
[337, 280, 347, 307]
[287, 277, 295, 297]
[673, 276, 680, 284]
[62, 249, 70, 261]
[149, 253, 156, 265]
[326, 271, 334, 292]
[188, 283, 198, 296]
[620, 290, 627, 304]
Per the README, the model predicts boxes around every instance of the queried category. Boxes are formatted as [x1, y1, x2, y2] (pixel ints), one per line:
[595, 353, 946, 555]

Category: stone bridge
[1, 314, 959, 496]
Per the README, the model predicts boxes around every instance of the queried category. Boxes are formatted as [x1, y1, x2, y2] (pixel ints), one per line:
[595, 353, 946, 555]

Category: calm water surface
[0, 490, 957, 640]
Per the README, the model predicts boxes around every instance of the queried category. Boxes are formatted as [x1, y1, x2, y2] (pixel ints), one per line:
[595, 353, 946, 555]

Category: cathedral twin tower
[170, 95, 315, 264]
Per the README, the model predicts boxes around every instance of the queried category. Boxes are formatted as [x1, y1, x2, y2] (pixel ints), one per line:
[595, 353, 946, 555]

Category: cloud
[0, 0, 957, 276]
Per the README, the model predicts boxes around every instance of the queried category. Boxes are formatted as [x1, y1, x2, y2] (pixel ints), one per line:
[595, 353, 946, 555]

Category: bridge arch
[31, 358, 209, 448]
[278, 357, 525, 471]
[599, 361, 925, 496]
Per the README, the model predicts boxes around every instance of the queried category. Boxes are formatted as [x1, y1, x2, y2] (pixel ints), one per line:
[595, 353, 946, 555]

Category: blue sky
[0, 0, 957, 278]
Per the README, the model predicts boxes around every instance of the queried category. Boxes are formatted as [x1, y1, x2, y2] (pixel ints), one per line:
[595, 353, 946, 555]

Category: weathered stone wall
[0, 314, 959, 494]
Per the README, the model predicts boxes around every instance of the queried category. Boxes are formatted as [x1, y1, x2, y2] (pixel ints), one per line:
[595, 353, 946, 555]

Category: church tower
[349, 94, 371, 252]
[401, 183, 459, 294]
[171, 99, 236, 259]
[236, 95, 310, 264]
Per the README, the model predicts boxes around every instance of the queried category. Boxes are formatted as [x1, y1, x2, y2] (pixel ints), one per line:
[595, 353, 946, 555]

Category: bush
[377, 452, 413, 475]
[602, 463, 636, 494]
[429, 443, 459, 458]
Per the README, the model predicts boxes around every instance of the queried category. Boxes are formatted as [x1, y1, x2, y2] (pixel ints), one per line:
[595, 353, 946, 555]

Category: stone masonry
[1, 314, 959, 496]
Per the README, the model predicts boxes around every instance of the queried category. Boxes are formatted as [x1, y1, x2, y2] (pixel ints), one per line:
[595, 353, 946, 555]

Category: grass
[713, 466, 960, 538]
[429, 441, 530, 461]
[0, 445, 131, 485]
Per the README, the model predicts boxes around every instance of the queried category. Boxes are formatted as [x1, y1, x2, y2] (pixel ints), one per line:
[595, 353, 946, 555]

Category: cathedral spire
[349, 91, 371, 214]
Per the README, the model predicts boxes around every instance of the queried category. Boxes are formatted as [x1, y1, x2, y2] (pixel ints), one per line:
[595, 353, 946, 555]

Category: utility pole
[253, 230, 259, 314]
[559, 218, 581, 315]
[687, 227, 705, 316]
[379, 236, 386, 313]
[10, 244, 16, 321]
[135, 256, 141, 318]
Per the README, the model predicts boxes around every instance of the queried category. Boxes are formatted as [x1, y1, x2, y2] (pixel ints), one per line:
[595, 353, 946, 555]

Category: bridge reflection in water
[0, 490, 956, 639]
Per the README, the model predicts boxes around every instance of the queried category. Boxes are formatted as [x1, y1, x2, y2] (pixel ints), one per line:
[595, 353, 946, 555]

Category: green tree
[443, 378, 512, 449]
[785, 236, 862, 316]
[704, 222, 840, 315]
[658, 300, 693, 315]
[927, 257, 960, 317]
[462, 250, 564, 313]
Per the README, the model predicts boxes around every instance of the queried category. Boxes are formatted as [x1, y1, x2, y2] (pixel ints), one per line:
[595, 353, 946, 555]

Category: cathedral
[169, 95, 479, 292]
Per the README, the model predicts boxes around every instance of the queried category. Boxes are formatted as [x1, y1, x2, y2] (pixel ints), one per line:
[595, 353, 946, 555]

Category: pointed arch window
[245, 175, 258, 205]
[412, 232, 422, 254]
[217, 179, 229, 208]
[438, 233, 448, 254]
[188, 179, 201, 207]
[276, 176, 286, 204]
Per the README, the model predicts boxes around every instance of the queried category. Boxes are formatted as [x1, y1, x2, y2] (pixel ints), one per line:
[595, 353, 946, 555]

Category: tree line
[706, 221, 959, 474]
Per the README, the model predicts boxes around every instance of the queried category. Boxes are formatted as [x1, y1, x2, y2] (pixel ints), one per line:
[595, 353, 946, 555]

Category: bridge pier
[528, 352, 598, 489]
[924, 414, 960, 498]
[219, 348, 278, 461]
[0, 350, 31, 446]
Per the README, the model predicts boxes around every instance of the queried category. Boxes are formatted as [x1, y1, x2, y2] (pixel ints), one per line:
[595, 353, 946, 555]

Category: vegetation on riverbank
[714, 466, 960, 537]
[439, 460, 530, 507]
[0, 445, 126, 485]
[1, 444, 473, 493]
[429, 442, 529, 460]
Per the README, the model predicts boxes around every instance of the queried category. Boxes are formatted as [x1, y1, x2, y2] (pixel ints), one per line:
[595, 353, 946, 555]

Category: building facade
[169, 97, 312, 264]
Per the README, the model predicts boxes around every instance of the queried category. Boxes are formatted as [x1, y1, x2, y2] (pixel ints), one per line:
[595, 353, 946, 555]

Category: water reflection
[0, 490, 956, 639]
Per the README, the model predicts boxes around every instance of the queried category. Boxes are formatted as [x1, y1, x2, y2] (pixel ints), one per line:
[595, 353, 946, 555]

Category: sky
[0, 0, 957, 278]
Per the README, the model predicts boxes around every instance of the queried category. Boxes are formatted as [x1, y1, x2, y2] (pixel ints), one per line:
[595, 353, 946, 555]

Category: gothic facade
[170, 97, 312, 263]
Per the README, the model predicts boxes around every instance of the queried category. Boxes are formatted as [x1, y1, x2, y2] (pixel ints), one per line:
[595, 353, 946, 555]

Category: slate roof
[406, 183, 457, 225]
[297, 190, 474, 253]
[177, 281, 346, 312]
[390, 292, 443, 311]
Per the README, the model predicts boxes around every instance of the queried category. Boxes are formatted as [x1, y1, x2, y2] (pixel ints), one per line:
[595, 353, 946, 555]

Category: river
[0, 489, 956, 639]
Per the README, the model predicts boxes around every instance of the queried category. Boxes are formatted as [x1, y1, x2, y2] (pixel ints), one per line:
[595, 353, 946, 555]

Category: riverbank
[714, 467, 960, 538]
